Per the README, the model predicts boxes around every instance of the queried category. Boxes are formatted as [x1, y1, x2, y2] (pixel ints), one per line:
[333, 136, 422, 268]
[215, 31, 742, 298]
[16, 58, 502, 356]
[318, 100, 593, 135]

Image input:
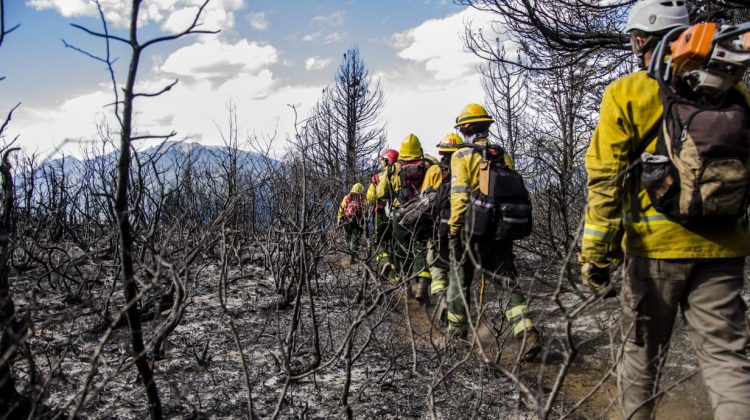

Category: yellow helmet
[454, 103, 494, 129]
[350, 183, 364, 194]
[437, 133, 464, 154]
[424, 154, 439, 166]
[399, 133, 422, 161]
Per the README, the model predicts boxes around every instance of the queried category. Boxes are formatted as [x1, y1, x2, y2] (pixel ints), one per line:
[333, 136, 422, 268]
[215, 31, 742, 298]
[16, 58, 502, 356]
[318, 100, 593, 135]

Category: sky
[0, 0, 502, 159]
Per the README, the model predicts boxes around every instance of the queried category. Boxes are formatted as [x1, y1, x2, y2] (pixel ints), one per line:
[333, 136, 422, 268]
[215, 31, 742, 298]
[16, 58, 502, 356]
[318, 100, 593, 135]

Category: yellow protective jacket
[376, 159, 432, 208]
[582, 70, 750, 262]
[421, 163, 444, 193]
[366, 183, 377, 205]
[448, 139, 514, 234]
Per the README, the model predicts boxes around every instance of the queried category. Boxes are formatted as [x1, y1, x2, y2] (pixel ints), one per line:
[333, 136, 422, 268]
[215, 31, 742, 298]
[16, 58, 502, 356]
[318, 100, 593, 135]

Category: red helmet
[380, 149, 399, 165]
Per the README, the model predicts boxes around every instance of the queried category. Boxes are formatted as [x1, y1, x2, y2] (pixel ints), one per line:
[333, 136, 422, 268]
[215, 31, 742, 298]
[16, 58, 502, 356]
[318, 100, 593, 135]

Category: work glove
[581, 261, 613, 297]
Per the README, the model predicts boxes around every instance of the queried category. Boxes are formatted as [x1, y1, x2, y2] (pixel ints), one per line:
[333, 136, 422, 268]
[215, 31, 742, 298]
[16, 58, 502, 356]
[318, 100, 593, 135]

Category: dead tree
[460, 0, 749, 73]
[306, 47, 385, 185]
[0, 113, 30, 417]
[65, 1, 217, 418]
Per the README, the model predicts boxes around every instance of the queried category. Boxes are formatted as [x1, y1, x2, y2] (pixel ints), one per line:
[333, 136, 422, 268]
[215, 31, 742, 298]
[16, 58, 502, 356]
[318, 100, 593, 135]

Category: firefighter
[581, 1, 750, 418]
[447, 103, 541, 361]
[377, 134, 432, 298]
[337, 182, 365, 265]
[367, 149, 399, 277]
[422, 133, 464, 298]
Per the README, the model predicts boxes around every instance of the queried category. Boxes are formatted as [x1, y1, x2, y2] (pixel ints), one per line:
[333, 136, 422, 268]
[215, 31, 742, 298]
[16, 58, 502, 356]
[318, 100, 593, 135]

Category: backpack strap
[627, 118, 662, 223]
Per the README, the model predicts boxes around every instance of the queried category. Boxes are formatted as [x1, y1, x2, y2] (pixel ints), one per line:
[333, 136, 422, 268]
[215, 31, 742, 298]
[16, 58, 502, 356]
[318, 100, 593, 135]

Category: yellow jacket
[582, 70, 750, 262]
[421, 163, 444, 193]
[448, 140, 514, 234]
[366, 183, 377, 205]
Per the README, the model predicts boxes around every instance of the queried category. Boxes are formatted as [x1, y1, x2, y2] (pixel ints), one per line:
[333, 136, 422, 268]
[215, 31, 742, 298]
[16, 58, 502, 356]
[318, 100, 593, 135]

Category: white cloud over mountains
[13, 3, 501, 159]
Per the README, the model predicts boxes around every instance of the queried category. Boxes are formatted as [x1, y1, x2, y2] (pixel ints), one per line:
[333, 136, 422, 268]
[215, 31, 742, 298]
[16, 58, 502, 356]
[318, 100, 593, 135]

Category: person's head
[399, 133, 422, 161]
[379, 149, 399, 167]
[350, 183, 364, 194]
[625, 0, 689, 67]
[437, 132, 464, 164]
[454, 103, 494, 143]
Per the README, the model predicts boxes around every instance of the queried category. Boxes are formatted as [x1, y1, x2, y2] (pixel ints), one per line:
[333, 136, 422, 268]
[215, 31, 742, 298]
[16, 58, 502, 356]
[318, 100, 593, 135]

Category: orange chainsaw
[649, 22, 750, 97]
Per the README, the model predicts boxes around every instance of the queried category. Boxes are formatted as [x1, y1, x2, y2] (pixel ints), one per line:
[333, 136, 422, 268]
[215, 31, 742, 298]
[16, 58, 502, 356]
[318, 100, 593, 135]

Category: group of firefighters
[334, 1, 750, 418]
[337, 103, 542, 362]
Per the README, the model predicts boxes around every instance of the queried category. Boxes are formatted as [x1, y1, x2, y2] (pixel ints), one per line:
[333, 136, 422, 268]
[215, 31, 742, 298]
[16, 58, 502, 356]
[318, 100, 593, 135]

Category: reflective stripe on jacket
[582, 70, 750, 262]
[448, 139, 514, 234]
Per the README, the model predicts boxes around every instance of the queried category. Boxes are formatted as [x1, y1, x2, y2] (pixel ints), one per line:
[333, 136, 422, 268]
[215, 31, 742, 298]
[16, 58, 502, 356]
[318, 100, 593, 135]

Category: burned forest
[2, 0, 750, 419]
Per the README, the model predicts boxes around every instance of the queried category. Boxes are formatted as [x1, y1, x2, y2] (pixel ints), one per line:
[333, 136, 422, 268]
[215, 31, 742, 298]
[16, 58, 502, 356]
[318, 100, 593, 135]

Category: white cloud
[392, 7, 495, 81]
[10, 73, 325, 158]
[247, 11, 268, 30]
[302, 31, 322, 42]
[305, 56, 332, 71]
[311, 11, 345, 27]
[160, 38, 278, 82]
[324, 32, 345, 44]
[27, 0, 243, 32]
[379, 7, 500, 156]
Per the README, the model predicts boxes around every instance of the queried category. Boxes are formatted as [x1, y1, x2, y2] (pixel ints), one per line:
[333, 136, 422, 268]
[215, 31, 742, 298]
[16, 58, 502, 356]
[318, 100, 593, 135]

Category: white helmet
[625, 0, 689, 34]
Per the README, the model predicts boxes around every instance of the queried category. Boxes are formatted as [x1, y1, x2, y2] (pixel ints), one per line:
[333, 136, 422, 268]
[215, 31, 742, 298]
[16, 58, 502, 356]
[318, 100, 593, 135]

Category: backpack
[343, 194, 363, 220]
[633, 85, 750, 227]
[397, 159, 427, 205]
[464, 145, 532, 240]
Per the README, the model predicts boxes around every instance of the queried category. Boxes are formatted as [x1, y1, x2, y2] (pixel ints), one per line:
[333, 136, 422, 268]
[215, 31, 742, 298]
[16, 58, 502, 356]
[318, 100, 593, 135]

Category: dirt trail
[390, 277, 714, 419]
[336, 254, 714, 418]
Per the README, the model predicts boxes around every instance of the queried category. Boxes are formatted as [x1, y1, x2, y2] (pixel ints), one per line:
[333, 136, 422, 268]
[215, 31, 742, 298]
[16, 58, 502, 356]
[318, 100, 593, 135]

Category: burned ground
[6, 238, 739, 419]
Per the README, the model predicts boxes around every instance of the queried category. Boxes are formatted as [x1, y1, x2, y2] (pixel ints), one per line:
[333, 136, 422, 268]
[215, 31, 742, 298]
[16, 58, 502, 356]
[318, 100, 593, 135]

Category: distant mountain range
[19, 141, 278, 200]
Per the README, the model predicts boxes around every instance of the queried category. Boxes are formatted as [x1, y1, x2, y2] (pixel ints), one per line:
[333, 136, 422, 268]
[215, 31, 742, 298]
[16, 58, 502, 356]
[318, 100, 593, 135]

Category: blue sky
[0, 0, 501, 158]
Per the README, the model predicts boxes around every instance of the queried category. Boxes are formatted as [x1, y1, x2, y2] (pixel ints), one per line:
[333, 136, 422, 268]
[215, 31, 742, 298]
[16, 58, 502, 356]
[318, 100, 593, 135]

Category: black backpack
[464, 145, 532, 240]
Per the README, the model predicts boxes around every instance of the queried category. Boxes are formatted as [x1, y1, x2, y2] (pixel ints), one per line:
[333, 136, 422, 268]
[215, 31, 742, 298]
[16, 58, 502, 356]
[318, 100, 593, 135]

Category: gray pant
[619, 256, 750, 420]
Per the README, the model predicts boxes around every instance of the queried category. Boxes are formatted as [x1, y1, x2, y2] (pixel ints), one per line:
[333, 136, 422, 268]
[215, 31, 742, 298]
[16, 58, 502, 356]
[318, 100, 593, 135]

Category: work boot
[415, 278, 430, 305]
[517, 328, 542, 363]
[405, 279, 415, 299]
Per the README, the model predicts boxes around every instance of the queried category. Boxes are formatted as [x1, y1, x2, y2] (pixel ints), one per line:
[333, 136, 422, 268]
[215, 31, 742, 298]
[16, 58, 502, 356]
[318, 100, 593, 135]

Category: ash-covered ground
[8, 242, 745, 419]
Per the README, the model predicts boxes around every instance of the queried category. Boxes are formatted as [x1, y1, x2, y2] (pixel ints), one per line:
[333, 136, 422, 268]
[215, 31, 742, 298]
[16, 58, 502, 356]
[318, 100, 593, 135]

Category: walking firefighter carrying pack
[464, 144, 532, 240]
[630, 22, 750, 226]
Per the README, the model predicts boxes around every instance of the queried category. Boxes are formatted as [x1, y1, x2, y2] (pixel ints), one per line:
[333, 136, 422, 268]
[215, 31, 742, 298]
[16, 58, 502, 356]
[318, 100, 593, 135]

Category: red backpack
[343, 194, 363, 219]
[397, 159, 426, 204]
